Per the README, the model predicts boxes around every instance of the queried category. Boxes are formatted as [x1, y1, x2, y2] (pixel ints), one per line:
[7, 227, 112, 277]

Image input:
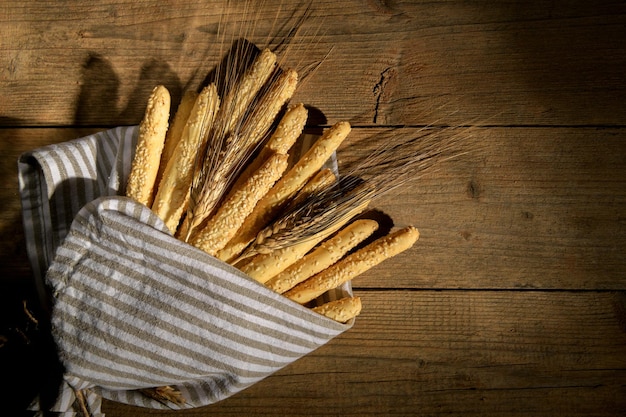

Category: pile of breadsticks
[125, 48, 419, 324]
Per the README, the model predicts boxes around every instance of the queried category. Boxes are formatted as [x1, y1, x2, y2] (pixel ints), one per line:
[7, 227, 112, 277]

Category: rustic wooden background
[1, 0, 625, 415]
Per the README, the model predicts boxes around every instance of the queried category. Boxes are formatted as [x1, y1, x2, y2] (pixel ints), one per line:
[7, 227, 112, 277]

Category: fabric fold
[49, 196, 349, 409]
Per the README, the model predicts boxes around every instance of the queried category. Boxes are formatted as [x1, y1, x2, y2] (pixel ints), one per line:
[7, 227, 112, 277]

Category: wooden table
[1, 1, 625, 415]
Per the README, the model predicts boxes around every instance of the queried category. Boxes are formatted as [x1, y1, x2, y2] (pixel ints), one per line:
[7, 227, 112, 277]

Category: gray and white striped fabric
[18, 126, 352, 414]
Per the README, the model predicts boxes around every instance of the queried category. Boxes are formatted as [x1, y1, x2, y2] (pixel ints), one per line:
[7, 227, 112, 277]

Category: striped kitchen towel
[18, 126, 352, 415]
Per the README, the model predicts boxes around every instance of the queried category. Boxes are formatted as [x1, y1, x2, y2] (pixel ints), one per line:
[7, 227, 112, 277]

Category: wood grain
[3, 126, 624, 290]
[1, 1, 625, 126]
[102, 291, 626, 416]
[1, 1, 625, 416]
[339, 127, 626, 290]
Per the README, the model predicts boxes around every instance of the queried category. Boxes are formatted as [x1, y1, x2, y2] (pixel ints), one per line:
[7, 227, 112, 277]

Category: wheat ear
[140, 385, 186, 406]
[182, 50, 283, 239]
[237, 200, 370, 283]
[217, 48, 278, 137]
[242, 123, 472, 257]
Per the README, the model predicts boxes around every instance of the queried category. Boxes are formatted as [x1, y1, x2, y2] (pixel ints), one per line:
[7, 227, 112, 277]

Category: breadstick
[205, 85, 302, 230]
[284, 226, 419, 305]
[263, 102, 308, 154]
[229, 102, 307, 194]
[214, 69, 299, 211]
[155, 89, 198, 186]
[126, 85, 170, 206]
[311, 297, 362, 323]
[217, 121, 351, 263]
[151, 84, 220, 233]
[265, 219, 378, 294]
[238, 200, 369, 283]
[191, 152, 289, 256]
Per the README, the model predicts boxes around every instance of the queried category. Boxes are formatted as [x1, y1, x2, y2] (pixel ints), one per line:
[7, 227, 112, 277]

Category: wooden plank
[1, 1, 625, 127]
[101, 290, 626, 416]
[3, 3, 624, 417]
[341, 127, 626, 290]
[2, 126, 625, 289]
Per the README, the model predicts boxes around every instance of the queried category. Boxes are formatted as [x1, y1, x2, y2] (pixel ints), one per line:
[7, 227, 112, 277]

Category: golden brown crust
[156, 89, 198, 187]
[312, 297, 362, 323]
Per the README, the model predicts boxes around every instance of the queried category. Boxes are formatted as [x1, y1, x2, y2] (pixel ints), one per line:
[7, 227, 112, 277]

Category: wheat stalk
[140, 385, 186, 406]
[237, 124, 474, 258]
[178, 0, 332, 242]
[235, 180, 373, 261]
[181, 49, 277, 240]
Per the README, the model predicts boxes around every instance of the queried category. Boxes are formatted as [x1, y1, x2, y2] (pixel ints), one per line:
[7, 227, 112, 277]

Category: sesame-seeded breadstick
[213, 69, 299, 209]
[208, 91, 306, 237]
[311, 297, 362, 323]
[284, 226, 419, 305]
[126, 85, 171, 207]
[217, 121, 351, 263]
[191, 152, 289, 256]
[155, 89, 198, 187]
[263, 102, 308, 155]
[151, 84, 220, 234]
[265, 219, 378, 294]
